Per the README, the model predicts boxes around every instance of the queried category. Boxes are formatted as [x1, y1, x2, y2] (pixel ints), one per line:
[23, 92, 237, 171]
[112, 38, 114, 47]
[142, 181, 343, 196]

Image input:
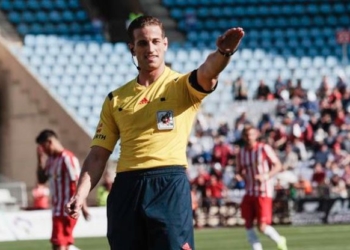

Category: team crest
[157, 110, 175, 130]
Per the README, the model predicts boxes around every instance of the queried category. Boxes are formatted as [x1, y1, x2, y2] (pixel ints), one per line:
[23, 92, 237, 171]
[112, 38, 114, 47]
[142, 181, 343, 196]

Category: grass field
[1, 224, 350, 250]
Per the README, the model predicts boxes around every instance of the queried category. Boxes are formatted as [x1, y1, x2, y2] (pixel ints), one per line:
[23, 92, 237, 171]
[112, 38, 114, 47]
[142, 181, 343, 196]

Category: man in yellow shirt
[66, 15, 244, 250]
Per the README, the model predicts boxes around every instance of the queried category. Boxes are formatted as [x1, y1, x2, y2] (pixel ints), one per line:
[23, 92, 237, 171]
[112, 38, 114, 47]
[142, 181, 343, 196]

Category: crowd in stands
[187, 73, 350, 225]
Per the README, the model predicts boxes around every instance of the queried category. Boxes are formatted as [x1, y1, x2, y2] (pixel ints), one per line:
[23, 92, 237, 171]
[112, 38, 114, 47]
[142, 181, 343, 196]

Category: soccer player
[66, 15, 244, 250]
[236, 124, 288, 250]
[36, 129, 90, 250]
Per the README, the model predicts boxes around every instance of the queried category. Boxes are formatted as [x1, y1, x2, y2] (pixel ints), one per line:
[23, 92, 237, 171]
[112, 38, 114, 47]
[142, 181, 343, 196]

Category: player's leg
[51, 216, 77, 250]
[241, 195, 263, 250]
[257, 197, 287, 250]
[143, 166, 194, 250]
[106, 173, 147, 250]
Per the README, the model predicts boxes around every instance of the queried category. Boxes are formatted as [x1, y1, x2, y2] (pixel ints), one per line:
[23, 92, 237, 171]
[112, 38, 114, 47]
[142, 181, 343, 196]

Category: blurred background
[0, 0, 350, 246]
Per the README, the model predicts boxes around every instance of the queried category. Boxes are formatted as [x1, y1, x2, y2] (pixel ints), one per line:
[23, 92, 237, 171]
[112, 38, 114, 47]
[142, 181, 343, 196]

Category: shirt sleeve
[185, 70, 217, 102]
[263, 144, 279, 168]
[64, 155, 81, 181]
[90, 94, 120, 151]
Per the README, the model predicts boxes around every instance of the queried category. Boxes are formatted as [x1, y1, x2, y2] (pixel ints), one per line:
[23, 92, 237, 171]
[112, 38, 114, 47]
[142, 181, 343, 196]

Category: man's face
[130, 25, 167, 71]
[39, 139, 54, 156]
[244, 128, 258, 146]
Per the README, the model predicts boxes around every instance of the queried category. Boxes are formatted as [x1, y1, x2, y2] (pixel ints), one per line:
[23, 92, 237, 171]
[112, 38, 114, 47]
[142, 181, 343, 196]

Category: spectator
[317, 75, 332, 99]
[286, 79, 295, 98]
[311, 163, 326, 187]
[301, 91, 319, 115]
[342, 164, 350, 189]
[280, 143, 299, 170]
[329, 143, 350, 167]
[233, 76, 248, 101]
[294, 175, 313, 197]
[255, 79, 272, 100]
[313, 144, 331, 166]
[191, 184, 200, 228]
[206, 175, 226, 214]
[274, 75, 286, 99]
[291, 79, 306, 99]
[258, 113, 274, 135]
[211, 136, 232, 168]
[335, 75, 347, 95]
[329, 174, 348, 198]
[31, 182, 50, 210]
[96, 170, 114, 206]
[342, 131, 350, 153]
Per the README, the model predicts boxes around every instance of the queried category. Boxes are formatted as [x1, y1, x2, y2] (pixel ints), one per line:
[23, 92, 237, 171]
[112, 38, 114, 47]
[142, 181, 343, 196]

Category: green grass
[1, 225, 350, 250]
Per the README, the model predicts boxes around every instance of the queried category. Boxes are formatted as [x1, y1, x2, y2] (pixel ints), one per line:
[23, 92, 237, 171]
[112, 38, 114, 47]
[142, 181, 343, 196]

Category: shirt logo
[157, 110, 174, 130]
[138, 97, 150, 104]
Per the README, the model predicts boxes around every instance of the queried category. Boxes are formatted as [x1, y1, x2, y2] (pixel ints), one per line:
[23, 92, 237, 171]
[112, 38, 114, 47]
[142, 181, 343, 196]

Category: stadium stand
[0, 0, 350, 219]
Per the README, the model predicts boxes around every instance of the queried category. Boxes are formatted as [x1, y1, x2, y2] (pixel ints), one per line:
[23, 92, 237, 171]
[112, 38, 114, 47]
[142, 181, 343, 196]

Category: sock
[246, 229, 263, 250]
[263, 225, 282, 244]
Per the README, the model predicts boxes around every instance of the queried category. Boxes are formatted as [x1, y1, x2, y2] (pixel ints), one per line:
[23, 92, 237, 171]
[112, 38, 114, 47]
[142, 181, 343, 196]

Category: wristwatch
[217, 48, 237, 57]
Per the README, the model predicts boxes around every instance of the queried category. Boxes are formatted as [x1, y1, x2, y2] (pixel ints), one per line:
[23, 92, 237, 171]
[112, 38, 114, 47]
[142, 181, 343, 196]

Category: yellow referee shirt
[91, 67, 213, 172]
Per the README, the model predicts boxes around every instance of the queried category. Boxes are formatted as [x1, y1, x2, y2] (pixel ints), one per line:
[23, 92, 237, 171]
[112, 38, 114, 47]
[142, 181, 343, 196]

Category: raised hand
[216, 27, 245, 54]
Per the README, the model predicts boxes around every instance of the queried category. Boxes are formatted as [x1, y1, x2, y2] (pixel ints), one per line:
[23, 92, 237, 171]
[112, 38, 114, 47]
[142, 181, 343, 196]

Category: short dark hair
[127, 15, 165, 42]
[35, 129, 57, 144]
[242, 124, 255, 137]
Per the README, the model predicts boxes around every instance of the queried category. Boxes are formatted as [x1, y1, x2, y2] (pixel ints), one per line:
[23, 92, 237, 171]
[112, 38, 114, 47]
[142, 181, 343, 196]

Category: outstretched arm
[66, 146, 111, 219]
[197, 27, 245, 92]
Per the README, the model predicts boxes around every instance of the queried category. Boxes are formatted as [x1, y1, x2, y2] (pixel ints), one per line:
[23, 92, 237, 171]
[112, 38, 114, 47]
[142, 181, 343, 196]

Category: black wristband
[217, 48, 237, 57]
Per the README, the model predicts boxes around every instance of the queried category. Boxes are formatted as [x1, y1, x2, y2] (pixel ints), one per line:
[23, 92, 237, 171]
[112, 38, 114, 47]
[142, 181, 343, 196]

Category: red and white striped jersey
[237, 143, 278, 198]
[45, 149, 80, 216]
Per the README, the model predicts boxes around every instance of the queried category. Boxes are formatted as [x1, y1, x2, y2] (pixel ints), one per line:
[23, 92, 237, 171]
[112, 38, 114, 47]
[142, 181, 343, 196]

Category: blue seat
[170, 8, 182, 19]
[35, 11, 48, 23]
[56, 0, 68, 9]
[76, 10, 88, 21]
[163, 0, 175, 6]
[313, 16, 325, 26]
[13, 1, 25, 10]
[30, 23, 44, 34]
[27, 0, 40, 10]
[47, 45, 60, 55]
[8, 12, 21, 24]
[326, 15, 337, 26]
[29, 55, 42, 66]
[210, 7, 222, 17]
[37, 65, 51, 77]
[56, 55, 69, 65]
[49, 11, 61, 23]
[22, 11, 35, 23]
[306, 4, 318, 14]
[43, 23, 55, 34]
[56, 23, 69, 34]
[0, 1, 13, 11]
[43, 55, 55, 66]
[62, 10, 74, 22]
[320, 3, 332, 14]
[339, 15, 350, 26]
[68, 0, 80, 9]
[293, 4, 305, 14]
[197, 7, 209, 18]
[70, 22, 83, 34]
[204, 19, 216, 30]
[281, 5, 293, 14]
[41, 1, 54, 10]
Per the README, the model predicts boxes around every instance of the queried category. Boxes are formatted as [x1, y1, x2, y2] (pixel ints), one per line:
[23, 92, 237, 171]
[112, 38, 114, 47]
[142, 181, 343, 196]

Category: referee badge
[157, 110, 175, 130]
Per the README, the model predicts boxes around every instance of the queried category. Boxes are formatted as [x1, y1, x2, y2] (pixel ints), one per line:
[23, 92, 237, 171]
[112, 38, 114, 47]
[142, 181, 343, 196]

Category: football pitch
[1, 224, 350, 250]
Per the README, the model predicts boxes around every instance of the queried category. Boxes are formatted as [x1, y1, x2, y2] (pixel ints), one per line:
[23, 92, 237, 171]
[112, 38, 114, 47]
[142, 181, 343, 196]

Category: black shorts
[107, 166, 194, 250]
